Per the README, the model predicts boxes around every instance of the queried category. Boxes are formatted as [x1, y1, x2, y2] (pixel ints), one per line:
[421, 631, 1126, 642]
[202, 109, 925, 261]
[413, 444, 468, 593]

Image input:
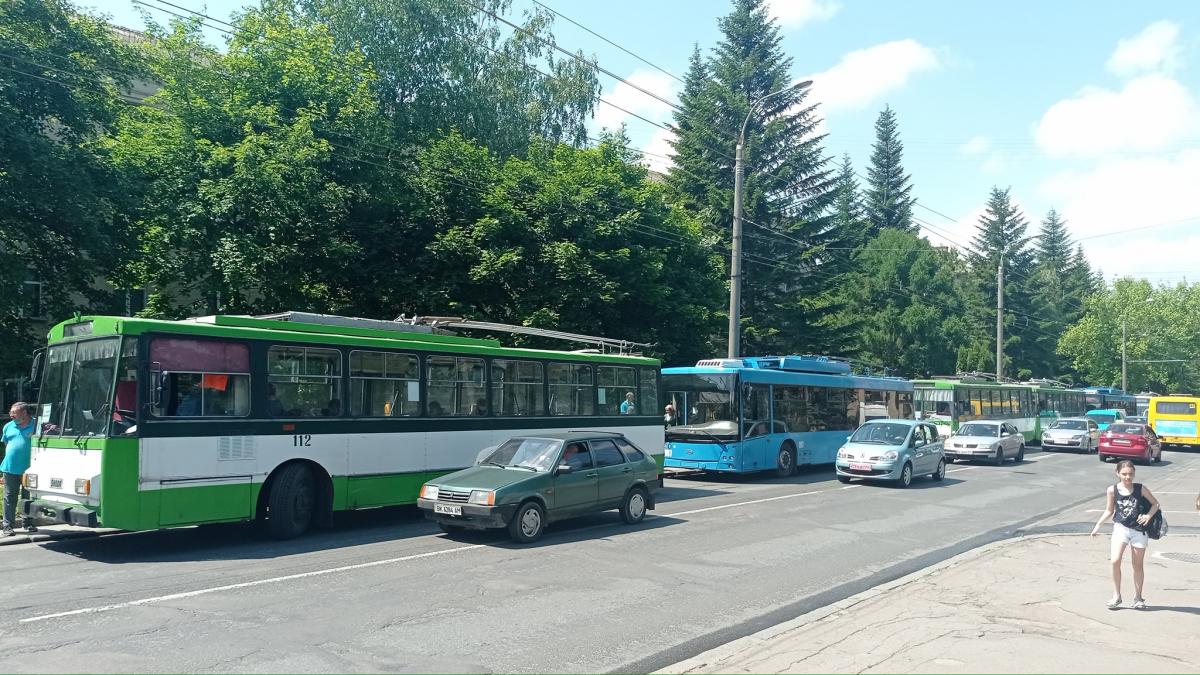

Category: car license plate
[1114, 440, 1130, 445]
[849, 462, 872, 471]
[434, 503, 462, 516]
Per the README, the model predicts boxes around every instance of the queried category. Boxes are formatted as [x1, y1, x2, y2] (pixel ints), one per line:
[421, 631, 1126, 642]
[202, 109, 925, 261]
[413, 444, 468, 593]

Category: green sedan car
[417, 431, 660, 543]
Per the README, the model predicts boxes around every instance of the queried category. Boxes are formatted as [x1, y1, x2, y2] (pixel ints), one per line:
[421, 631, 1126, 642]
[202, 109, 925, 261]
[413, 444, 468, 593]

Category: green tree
[832, 154, 868, 247]
[1059, 279, 1199, 393]
[962, 187, 1036, 377]
[113, 6, 393, 316]
[843, 229, 971, 376]
[668, 0, 846, 356]
[302, 0, 599, 157]
[863, 105, 915, 236]
[412, 133, 725, 364]
[1025, 209, 1082, 378]
[0, 0, 142, 375]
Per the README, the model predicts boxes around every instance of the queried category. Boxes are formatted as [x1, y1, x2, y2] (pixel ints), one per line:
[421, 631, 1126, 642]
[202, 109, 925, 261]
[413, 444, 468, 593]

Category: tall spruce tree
[832, 154, 868, 247]
[1026, 209, 1077, 378]
[668, 0, 845, 357]
[864, 106, 916, 236]
[962, 187, 1037, 377]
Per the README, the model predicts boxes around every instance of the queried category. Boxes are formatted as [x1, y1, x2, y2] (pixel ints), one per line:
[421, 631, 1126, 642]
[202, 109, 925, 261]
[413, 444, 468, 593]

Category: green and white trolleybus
[21, 313, 663, 538]
[913, 375, 1047, 442]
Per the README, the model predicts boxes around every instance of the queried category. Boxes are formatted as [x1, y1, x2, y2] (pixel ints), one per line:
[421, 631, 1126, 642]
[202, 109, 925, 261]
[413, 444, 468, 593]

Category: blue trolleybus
[662, 356, 913, 476]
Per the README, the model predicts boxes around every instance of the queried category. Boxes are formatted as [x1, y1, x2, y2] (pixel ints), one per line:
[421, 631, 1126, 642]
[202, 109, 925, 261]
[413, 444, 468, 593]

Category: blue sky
[88, 0, 1200, 280]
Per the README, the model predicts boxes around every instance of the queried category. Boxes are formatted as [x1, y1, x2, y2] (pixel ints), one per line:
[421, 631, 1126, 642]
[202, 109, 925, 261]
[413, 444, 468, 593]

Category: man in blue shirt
[2, 401, 38, 536]
[619, 392, 636, 415]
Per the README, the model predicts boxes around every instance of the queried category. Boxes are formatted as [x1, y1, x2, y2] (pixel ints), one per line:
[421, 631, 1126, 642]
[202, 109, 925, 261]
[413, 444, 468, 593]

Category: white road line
[19, 544, 484, 624]
[662, 489, 832, 517]
[1083, 509, 1192, 514]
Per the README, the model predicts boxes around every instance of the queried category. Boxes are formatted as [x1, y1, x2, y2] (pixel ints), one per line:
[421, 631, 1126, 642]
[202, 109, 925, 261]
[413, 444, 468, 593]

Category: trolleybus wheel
[265, 463, 315, 539]
[775, 443, 796, 478]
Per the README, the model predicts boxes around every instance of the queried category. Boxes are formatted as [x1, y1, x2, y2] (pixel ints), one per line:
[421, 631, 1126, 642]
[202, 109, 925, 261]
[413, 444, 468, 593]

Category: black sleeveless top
[1113, 483, 1143, 529]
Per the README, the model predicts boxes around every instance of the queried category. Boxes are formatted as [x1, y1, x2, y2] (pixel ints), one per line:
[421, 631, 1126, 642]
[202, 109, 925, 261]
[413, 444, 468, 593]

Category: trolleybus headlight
[468, 490, 495, 506]
[74, 478, 91, 495]
[420, 485, 439, 501]
[24, 473, 37, 489]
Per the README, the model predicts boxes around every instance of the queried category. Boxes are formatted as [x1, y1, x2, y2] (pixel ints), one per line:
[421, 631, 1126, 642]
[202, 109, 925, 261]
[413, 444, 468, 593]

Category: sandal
[1132, 597, 1146, 610]
[1106, 595, 1122, 609]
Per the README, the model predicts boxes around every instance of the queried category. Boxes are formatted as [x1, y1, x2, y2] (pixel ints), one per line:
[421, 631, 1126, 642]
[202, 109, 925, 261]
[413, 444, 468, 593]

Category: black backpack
[1136, 485, 1168, 540]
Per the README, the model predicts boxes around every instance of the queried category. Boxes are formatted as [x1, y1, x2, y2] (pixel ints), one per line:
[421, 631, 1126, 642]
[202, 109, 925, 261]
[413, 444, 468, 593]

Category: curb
[653, 532, 1142, 674]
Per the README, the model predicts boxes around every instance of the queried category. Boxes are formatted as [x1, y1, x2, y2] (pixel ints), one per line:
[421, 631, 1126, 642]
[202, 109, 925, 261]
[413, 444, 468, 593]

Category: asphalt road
[2, 447, 1198, 673]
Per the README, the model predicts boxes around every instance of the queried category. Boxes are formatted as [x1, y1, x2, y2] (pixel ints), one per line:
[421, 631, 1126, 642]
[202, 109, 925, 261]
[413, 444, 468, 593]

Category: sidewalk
[659, 534, 1200, 674]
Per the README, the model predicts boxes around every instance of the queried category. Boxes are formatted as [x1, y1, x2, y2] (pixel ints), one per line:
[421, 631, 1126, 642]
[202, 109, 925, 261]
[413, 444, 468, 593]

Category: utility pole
[726, 80, 812, 360]
[995, 252, 1004, 381]
[1122, 319, 1128, 392]
[727, 141, 744, 359]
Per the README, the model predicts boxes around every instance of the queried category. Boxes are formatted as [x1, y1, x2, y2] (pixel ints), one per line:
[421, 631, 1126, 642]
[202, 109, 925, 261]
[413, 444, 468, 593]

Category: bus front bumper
[19, 499, 98, 528]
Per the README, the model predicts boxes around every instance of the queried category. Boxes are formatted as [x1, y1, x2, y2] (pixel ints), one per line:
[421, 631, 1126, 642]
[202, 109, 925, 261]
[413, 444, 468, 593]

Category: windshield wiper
[511, 464, 539, 472]
[481, 461, 507, 469]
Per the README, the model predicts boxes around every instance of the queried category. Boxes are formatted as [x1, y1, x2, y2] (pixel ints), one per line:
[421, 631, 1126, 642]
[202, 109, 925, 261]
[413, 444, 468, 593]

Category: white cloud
[1038, 149, 1200, 277]
[961, 135, 991, 155]
[802, 40, 940, 113]
[641, 128, 676, 174]
[765, 0, 840, 29]
[1107, 20, 1183, 77]
[1034, 74, 1199, 158]
[592, 70, 678, 131]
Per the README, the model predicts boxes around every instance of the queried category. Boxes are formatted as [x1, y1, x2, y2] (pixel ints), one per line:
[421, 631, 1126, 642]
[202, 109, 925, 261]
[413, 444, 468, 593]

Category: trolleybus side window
[772, 385, 807, 432]
[151, 338, 251, 418]
[266, 346, 339, 418]
[350, 350, 419, 417]
[742, 383, 770, 437]
[598, 366, 636, 415]
[426, 355, 485, 416]
[548, 363, 594, 416]
[639, 368, 658, 416]
[492, 360, 544, 416]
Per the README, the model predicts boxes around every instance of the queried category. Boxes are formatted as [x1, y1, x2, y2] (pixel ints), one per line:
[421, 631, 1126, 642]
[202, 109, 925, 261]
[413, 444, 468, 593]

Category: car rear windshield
[957, 423, 999, 437]
[1108, 424, 1143, 434]
[1089, 414, 1117, 424]
[1051, 420, 1088, 431]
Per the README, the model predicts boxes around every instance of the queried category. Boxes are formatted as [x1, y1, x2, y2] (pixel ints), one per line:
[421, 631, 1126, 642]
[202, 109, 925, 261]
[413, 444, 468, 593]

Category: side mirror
[29, 349, 44, 392]
[554, 464, 573, 476]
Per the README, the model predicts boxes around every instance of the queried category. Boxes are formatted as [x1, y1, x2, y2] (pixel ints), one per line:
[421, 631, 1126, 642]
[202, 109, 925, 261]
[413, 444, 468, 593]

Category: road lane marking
[662, 489, 833, 517]
[19, 544, 485, 624]
[1083, 509, 1192, 514]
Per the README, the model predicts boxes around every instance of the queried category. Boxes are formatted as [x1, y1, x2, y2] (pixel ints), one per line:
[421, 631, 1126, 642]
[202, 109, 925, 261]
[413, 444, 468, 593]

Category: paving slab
[659, 534, 1200, 674]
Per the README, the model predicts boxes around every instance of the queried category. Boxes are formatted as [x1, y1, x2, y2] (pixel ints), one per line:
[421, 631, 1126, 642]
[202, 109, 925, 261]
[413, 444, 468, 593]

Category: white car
[943, 420, 1025, 465]
[1041, 417, 1099, 453]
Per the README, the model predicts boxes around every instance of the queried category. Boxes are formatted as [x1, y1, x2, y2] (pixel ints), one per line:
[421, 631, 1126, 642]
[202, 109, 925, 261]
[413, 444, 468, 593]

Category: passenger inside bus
[174, 380, 202, 416]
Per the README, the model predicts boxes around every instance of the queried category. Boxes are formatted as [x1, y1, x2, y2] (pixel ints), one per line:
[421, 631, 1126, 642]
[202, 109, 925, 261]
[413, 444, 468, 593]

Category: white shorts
[1112, 522, 1148, 552]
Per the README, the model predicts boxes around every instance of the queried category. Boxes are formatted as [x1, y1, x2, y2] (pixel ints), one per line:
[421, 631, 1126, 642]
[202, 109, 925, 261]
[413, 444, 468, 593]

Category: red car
[1098, 423, 1162, 464]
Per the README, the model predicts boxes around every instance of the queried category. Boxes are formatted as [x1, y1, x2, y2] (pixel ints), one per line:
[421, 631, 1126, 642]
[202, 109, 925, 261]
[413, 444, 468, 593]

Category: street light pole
[727, 80, 812, 359]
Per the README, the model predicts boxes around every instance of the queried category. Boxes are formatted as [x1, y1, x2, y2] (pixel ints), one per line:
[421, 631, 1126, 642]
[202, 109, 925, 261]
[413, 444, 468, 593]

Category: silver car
[943, 420, 1025, 465]
[835, 419, 946, 488]
[1041, 417, 1099, 453]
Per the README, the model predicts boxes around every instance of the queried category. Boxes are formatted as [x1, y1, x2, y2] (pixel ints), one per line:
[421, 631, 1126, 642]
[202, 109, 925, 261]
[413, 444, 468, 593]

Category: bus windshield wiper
[691, 427, 729, 452]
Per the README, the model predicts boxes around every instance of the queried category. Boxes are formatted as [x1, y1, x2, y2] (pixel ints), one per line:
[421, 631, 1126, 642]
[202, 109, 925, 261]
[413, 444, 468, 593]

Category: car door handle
[622, 467, 633, 473]
[586, 472, 598, 478]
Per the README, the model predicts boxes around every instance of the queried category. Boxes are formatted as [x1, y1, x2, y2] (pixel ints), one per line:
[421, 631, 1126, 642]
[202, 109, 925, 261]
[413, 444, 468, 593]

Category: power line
[529, 0, 684, 85]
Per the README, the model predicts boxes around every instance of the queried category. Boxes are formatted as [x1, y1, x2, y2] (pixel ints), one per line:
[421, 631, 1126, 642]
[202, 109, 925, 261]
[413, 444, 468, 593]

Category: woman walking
[1090, 459, 1161, 609]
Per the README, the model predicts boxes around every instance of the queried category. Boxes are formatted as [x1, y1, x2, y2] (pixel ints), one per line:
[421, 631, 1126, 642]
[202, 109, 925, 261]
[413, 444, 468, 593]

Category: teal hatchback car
[835, 419, 946, 487]
[417, 431, 660, 543]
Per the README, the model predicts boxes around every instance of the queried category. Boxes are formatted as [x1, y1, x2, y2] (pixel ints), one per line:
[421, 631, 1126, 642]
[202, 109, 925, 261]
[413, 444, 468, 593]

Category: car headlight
[23, 473, 37, 489]
[468, 490, 495, 506]
[420, 484, 439, 500]
[883, 451, 898, 460]
[837, 447, 848, 458]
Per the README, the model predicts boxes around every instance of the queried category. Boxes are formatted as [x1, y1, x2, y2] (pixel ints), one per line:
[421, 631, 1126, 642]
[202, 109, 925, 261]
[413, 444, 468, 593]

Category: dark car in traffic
[417, 431, 660, 543]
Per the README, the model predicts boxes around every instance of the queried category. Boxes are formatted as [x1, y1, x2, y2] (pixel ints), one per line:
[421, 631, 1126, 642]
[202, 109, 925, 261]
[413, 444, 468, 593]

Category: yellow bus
[1148, 395, 1200, 450]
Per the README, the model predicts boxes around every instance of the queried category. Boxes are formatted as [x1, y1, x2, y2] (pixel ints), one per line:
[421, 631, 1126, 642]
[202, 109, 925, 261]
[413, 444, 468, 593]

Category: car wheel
[264, 463, 316, 540]
[620, 487, 649, 524]
[897, 462, 913, 488]
[992, 447, 1004, 466]
[775, 443, 796, 478]
[1154, 448, 1162, 463]
[508, 501, 545, 543]
[931, 458, 946, 482]
[1098, 453, 1107, 462]
[1015, 444, 1025, 463]
[837, 475, 852, 484]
